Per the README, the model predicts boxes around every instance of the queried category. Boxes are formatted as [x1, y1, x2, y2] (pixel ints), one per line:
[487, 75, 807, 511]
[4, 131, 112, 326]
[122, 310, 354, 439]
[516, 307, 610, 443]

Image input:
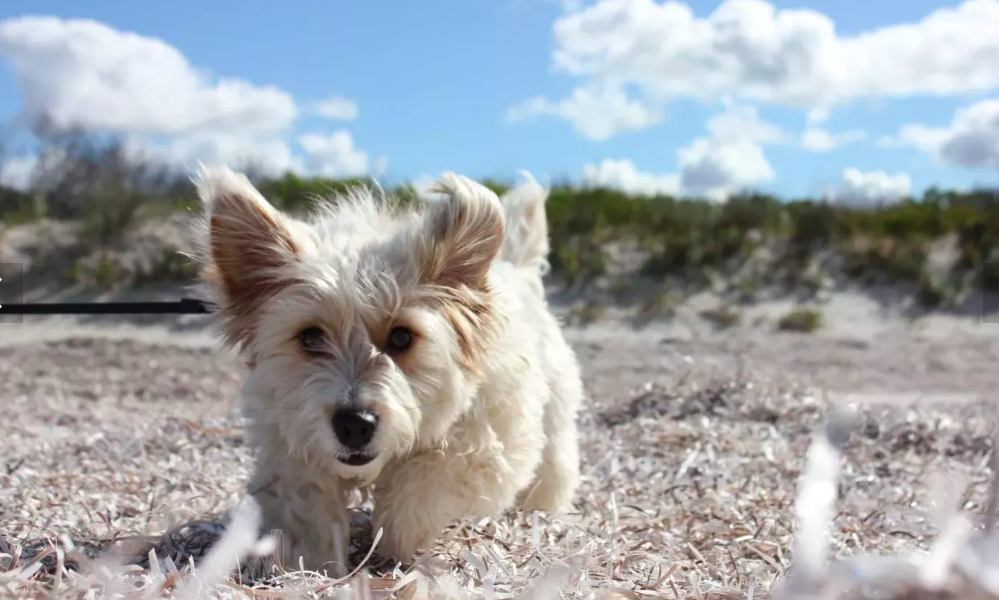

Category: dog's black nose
[331, 409, 378, 449]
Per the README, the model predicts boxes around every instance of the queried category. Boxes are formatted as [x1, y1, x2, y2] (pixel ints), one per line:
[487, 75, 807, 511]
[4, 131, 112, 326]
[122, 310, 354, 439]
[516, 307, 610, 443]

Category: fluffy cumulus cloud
[703, 102, 788, 145]
[677, 137, 774, 199]
[806, 108, 831, 126]
[886, 98, 999, 169]
[0, 16, 379, 180]
[677, 102, 780, 199]
[0, 16, 296, 136]
[123, 134, 304, 177]
[582, 158, 679, 195]
[0, 154, 36, 190]
[516, 0, 999, 139]
[299, 131, 383, 178]
[829, 168, 912, 205]
[507, 85, 662, 141]
[315, 96, 359, 121]
[801, 128, 866, 152]
[582, 101, 779, 200]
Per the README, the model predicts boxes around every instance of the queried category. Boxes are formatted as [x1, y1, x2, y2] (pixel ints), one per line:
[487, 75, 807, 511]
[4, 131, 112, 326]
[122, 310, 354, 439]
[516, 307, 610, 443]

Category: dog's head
[187, 167, 505, 480]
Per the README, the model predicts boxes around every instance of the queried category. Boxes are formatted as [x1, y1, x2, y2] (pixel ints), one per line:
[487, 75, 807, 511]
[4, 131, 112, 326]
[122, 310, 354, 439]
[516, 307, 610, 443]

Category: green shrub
[0, 188, 44, 223]
[548, 236, 608, 284]
[701, 305, 740, 328]
[975, 245, 999, 292]
[777, 308, 824, 333]
[2, 132, 998, 301]
[635, 291, 682, 321]
[565, 301, 605, 326]
[91, 257, 121, 287]
[787, 201, 840, 257]
[841, 239, 927, 283]
[256, 173, 376, 214]
[66, 255, 124, 288]
[133, 250, 200, 287]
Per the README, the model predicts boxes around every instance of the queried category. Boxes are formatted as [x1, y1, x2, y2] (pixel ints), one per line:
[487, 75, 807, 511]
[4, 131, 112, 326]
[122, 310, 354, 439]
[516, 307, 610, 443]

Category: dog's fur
[185, 166, 583, 572]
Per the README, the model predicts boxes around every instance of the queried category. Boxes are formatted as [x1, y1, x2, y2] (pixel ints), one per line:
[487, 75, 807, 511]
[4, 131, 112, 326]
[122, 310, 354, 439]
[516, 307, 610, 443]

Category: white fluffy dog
[186, 166, 583, 572]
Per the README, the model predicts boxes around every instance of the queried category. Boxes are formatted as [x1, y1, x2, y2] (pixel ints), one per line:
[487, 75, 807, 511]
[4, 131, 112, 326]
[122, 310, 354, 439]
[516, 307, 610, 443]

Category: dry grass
[1, 339, 998, 599]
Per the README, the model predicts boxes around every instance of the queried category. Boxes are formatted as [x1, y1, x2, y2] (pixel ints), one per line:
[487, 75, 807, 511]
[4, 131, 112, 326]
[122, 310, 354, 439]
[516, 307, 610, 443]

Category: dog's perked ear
[192, 166, 302, 347]
[417, 174, 505, 371]
[420, 173, 505, 292]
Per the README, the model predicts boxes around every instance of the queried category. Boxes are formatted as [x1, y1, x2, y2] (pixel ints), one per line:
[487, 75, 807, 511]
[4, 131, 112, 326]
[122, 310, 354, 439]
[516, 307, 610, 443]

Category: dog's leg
[371, 446, 528, 563]
[248, 463, 352, 577]
[517, 392, 581, 512]
[517, 346, 583, 513]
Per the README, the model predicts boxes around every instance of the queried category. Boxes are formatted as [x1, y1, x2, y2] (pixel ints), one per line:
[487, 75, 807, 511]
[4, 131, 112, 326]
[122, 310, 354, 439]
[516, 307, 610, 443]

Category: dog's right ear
[416, 174, 505, 370]
[190, 166, 301, 347]
[420, 173, 505, 292]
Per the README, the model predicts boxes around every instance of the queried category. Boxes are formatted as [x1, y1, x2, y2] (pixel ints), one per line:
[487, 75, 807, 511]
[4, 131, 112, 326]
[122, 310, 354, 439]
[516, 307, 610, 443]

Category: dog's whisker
[403, 400, 448, 411]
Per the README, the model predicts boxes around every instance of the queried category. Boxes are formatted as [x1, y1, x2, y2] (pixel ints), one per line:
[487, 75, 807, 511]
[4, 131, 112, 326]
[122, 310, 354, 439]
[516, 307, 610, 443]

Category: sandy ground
[2, 288, 998, 598]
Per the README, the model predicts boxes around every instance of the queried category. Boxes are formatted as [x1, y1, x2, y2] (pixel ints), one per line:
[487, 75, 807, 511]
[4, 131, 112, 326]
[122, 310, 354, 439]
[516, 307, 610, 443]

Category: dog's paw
[372, 519, 434, 565]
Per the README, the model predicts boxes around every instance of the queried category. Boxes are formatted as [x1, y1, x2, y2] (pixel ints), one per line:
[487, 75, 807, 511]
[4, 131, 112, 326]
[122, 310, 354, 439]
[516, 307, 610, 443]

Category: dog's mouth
[338, 452, 377, 467]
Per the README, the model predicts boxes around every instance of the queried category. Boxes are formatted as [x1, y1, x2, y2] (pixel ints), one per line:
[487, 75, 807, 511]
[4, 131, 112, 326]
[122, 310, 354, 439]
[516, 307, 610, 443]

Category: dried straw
[2, 339, 998, 599]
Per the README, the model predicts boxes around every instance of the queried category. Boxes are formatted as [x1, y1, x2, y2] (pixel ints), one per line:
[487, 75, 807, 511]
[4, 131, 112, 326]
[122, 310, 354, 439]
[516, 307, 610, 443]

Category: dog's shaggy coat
[186, 167, 583, 571]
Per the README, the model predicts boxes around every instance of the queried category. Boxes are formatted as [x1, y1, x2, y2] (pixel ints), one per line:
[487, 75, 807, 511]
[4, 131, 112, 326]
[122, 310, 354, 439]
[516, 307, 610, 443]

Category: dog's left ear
[421, 173, 504, 291]
[191, 166, 302, 347]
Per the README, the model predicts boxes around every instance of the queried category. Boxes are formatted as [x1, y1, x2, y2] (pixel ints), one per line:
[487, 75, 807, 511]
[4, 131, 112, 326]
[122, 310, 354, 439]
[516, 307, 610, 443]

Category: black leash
[0, 298, 214, 315]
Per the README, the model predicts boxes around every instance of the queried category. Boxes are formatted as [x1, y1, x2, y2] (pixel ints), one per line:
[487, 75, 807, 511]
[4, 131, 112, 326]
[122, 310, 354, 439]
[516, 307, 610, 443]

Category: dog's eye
[385, 327, 414, 352]
[298, 327, 327, 354]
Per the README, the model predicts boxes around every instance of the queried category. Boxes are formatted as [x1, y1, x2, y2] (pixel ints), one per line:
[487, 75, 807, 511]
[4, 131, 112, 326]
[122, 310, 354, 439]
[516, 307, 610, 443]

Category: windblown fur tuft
[498, 171, 551, 277]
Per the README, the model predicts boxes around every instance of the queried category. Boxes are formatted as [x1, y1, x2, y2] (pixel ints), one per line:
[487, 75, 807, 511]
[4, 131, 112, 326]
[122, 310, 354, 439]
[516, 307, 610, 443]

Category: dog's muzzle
[331, 409, 378, 466]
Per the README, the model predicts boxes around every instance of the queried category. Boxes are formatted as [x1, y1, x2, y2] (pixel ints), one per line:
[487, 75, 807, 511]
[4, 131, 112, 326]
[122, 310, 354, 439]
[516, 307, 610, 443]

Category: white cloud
[678, 101, 779, 199]
[828, 168, 912, 205]
[516, 0, 999, 138]
[881, 124, 951, 153]
[582, 101, 777, 200]
[124, 134, 303, 177]
[0, 16, 296, 136]
[0, 17, 384, 181]
[582, 158, 680, 195]
[704, 101, 788, 144]
[125, 129, 383, 181]
[937, 100, 999, 169]
[0, 154, 36, 190]
[581, 138, 774, 201]
[315, 96, 359, 121]
[886, 97, 999, 169]
[806, 107, 830, 125]
[801, 128, 866, 152]
[113, 130, 383, 181]
[507, 85, 662, 140]
[801, 129, 836, 152]
[298, 131, 370, 178]
[678, 137, 774, 200]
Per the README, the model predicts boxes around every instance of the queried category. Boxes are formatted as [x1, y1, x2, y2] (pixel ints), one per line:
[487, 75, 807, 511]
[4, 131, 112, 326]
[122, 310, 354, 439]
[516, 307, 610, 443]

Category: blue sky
[0, 0, 997, 202]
